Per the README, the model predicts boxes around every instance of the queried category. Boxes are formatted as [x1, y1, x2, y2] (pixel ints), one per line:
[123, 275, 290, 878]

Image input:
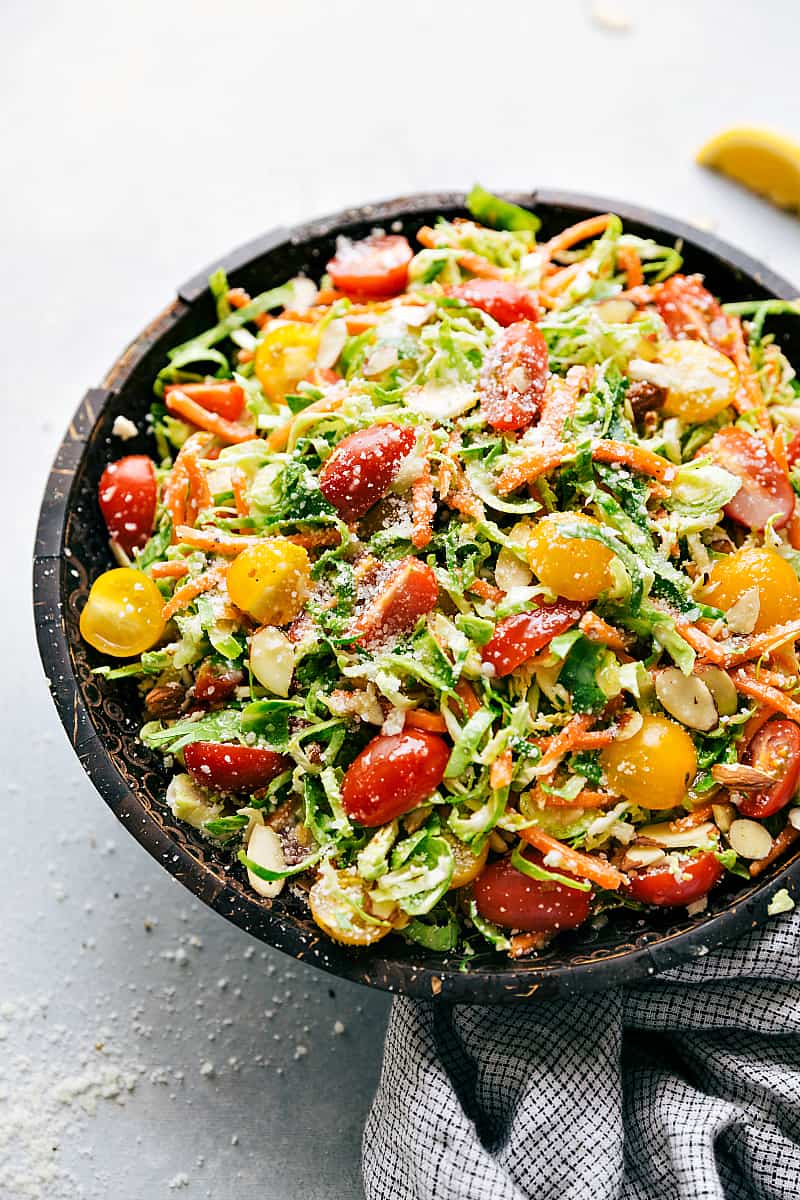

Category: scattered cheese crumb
[168, 1172, 190, 1189]
[111, 414, 138, 441]
[767, 888, 795, 917]
[333, 1020, 345, 1036]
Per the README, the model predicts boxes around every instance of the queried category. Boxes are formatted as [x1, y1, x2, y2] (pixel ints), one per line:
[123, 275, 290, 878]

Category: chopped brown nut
[628, 380, 667, 416]
[711, 763, 776, 789]
[144, 682, 185, 719]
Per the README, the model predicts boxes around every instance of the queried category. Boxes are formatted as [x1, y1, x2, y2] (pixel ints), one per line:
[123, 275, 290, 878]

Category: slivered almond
[711, 763, 775, 789]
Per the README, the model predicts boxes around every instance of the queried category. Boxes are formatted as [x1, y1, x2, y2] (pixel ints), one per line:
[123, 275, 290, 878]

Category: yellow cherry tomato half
[527, 513, 615, 603]
[227, 538, 311, 625]
[443, 831, 489, 890]
[658, 341, 739, 423]
[309, 867, 395, 946]
[253, 322, 320, 402]
[79, 567, 166, 658]
[702, 545, 800, 634]
[600, 714, 697, 811]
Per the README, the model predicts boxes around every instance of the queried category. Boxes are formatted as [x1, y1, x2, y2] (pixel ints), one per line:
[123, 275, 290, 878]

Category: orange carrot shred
[266, 393, 343, 453]
[670, 803, 715, 833]
[518, 826, 627, 890]
[150, 561, 189, 580]
[616, 244, 644, 288]
[730, 666, 800, 724]
[165, 390, 256, 444]
[231, 467, 249, 517]
[542, 214, 614, 262]
[404, 709, 448, 735]
[469, 578, 505, 604]
[411, 457, 436, 550]
[490, 750, 514, 791]
[162, 567, 226, 622]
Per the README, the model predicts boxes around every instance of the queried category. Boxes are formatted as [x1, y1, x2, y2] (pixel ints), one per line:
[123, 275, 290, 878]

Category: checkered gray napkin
[363, 909, 800, 1199]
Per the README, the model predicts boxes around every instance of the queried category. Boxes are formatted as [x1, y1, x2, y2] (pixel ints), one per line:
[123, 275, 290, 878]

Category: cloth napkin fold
[363, 909, 800, 1200]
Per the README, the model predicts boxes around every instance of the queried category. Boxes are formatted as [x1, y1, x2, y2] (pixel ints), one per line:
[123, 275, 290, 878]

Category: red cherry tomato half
[655, 274, 727, 348]
[448, 280, 540, 327]
[481, 601, 585, 677]
[192, 662, 244, 709]
[787, 431, 800, 469]
[739, 719, 800, 818]
[319, 422, 416, 522]
[626, 852, 722, 908]
[706, 427, 795, 530]
[354, 557, 439, 647]
[341, 731, 450, 826]
[327, 234, 413, 301]
[473, 850, 592, 932]
[98, 454, 158, 555]
[164, 381, 245, 421]
[184, 742, 289, 793]
[478, 321, 549, 432]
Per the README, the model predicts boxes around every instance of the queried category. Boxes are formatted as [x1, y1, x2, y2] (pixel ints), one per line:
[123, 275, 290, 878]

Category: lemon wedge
[697, 126, 800, 212]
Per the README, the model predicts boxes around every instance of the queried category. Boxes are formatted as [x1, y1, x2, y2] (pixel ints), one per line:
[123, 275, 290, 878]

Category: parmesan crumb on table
[111, 414, 139, 441]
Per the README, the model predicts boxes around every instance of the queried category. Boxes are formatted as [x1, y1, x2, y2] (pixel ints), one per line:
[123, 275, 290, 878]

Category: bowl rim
[33, 188, 800, 1003]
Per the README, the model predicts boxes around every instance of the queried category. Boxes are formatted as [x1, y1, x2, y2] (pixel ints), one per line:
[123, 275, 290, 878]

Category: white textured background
[3, 1, 800, 1196]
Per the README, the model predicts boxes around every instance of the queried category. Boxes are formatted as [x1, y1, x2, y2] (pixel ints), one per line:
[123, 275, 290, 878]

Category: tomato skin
[80, 567, 166, 658]
[481, 601, 585, 677]
[479, 321, 549, 432]
[787, 432, 800, 468]
[327, 234, 413, 301]
[98, 455, 157, 555]
[473, 850, 592, 932]
[163, 381, 244, 421]
[739, 719, 800, 818]
[183, 742, 289, 793]
[626, 852, 722, 908]
[340, 731, 450, 826]
[448, 280, 540, 327]
[319, 423, 416, 522]
[353, 557, 439, 647]
[655, 274, 727, 348]
[707, 427, 794, 530]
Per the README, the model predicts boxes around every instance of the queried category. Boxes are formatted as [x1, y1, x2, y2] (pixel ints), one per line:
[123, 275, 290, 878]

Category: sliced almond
[725, 587, 760, 636]
[249, 626, 295, 697]
[727, 819, 773, 861]
[621, 845, 667, 870]
[246, 824, 286, 898]
[654, 667, 718, 731]
[638, 820, 716, 849]
[695, 665, 738, 717]
[789, 808, 800, 831]
[712, 801, 737, 834]
[316, 318, 347, 369]
[711, 763, 775, 789]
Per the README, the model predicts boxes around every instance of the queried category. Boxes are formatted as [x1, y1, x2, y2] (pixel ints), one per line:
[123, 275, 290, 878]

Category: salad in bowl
[79, 187, 800, 960]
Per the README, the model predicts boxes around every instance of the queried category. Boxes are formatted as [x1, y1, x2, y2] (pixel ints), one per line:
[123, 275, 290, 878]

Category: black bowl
[33, 190, 800, 1002]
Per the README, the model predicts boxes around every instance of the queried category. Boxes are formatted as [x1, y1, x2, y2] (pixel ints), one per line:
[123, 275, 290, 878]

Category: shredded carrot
[183, 451, 211, 524]
[670, 803, 715, 833]
[509, 932, 549, 957]
[542, 214, 613, 262]
[518, 826, 627, 890]
[539, 262, 583, 306]
[452, 679, 481, 719]
[676, 617, 800, 669]
[162, 567, 226, 622]
[404, 709, 448, 735]
[674, 618, 728, 665]
[496, 437, 675, 494]
[579, 611, 629, 654]
[529, 786, 619, 809]
[411, 456, 436, 550]
[237, 348, 254, 363]
[533, 714, 597, 775]
[538, 367, 590, 441]
[727, 316, 771, 435]
[344, 314, 381, 334]
[150, 560, 189, 580]
[266, 392, 343, 453]
[163, 461, 189, 538]
[469, 577, 505, 604]
[174, 525, 259, 555]
[165, 390, 256, 444]
[227, 287, 269, 328]
[416, 225, 506, 280]
[730, 666, 800, 723]
[490, 750, 514, 791]
[749, 823, 800, 877]
[788, 514, 800, 552]
[616, 244, 644, 289]
[773, 429, 790, 477]
[283, 528, 342, 550]
[231, 467, 249, 517]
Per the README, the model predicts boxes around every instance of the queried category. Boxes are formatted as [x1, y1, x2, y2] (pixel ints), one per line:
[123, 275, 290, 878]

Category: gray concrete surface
[2, 0, 800, 1196]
